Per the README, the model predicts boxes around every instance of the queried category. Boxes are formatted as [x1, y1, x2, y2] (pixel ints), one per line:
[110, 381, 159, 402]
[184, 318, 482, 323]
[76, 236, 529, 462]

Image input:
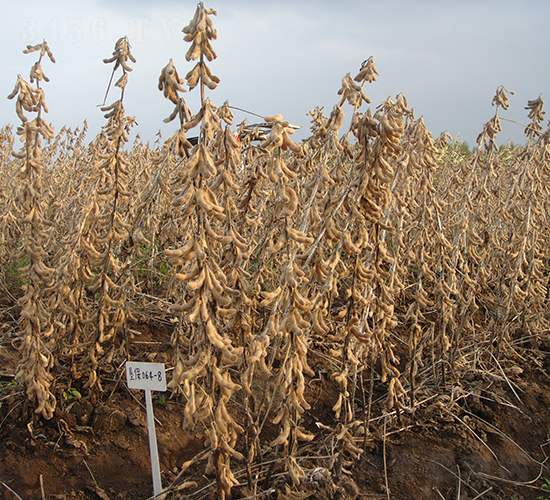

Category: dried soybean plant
[254, 59, 400, 469]
[7, 41, 57, 418]
[297, 63, 382, 437]
[321, 83, 407, 428]
[257, 58, 409, 479]
[253, 114, 318, 485]
[410, 124, 458, 390]
[489, 94, 550, 355]
[346, 94, 412, 423]
[391, 115, 440, 407]
[51, 37, 137, 391]
[162, 5, 250, 498]
[449, 87, 516, 361]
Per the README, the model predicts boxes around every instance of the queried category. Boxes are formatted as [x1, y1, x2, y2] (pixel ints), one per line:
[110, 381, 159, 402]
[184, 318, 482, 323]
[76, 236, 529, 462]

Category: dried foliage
[2, 5, 550, 499]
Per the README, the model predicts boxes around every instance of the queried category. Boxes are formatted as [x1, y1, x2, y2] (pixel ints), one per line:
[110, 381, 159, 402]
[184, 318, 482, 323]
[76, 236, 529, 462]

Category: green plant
[158, 261, 169, 276]
[63, 387, 82, 400]
[0, 380, 18, 393]
[537, 477, 550, 500]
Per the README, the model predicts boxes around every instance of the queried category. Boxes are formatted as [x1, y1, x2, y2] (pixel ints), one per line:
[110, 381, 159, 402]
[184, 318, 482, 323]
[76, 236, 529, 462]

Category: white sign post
[126, 361, 167, 497]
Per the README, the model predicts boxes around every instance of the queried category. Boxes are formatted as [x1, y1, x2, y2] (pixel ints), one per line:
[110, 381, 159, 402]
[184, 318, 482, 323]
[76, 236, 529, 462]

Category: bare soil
[1, 322, 550, 500]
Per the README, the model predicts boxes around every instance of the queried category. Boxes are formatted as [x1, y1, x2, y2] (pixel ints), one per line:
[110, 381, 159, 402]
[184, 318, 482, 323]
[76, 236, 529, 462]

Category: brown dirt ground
[1, 322, 550, 500]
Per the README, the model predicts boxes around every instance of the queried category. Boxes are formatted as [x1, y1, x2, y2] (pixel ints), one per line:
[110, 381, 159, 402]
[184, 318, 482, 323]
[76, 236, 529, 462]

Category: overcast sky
[1, 0, 549, 147]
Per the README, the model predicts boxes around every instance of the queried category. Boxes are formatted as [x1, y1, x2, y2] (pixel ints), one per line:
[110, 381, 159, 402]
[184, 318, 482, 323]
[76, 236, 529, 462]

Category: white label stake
[126, 361, 167, 497]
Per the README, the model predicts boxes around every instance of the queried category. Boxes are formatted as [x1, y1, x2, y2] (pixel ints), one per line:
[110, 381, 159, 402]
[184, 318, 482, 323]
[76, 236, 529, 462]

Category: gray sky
[2, 0, 549, 147]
